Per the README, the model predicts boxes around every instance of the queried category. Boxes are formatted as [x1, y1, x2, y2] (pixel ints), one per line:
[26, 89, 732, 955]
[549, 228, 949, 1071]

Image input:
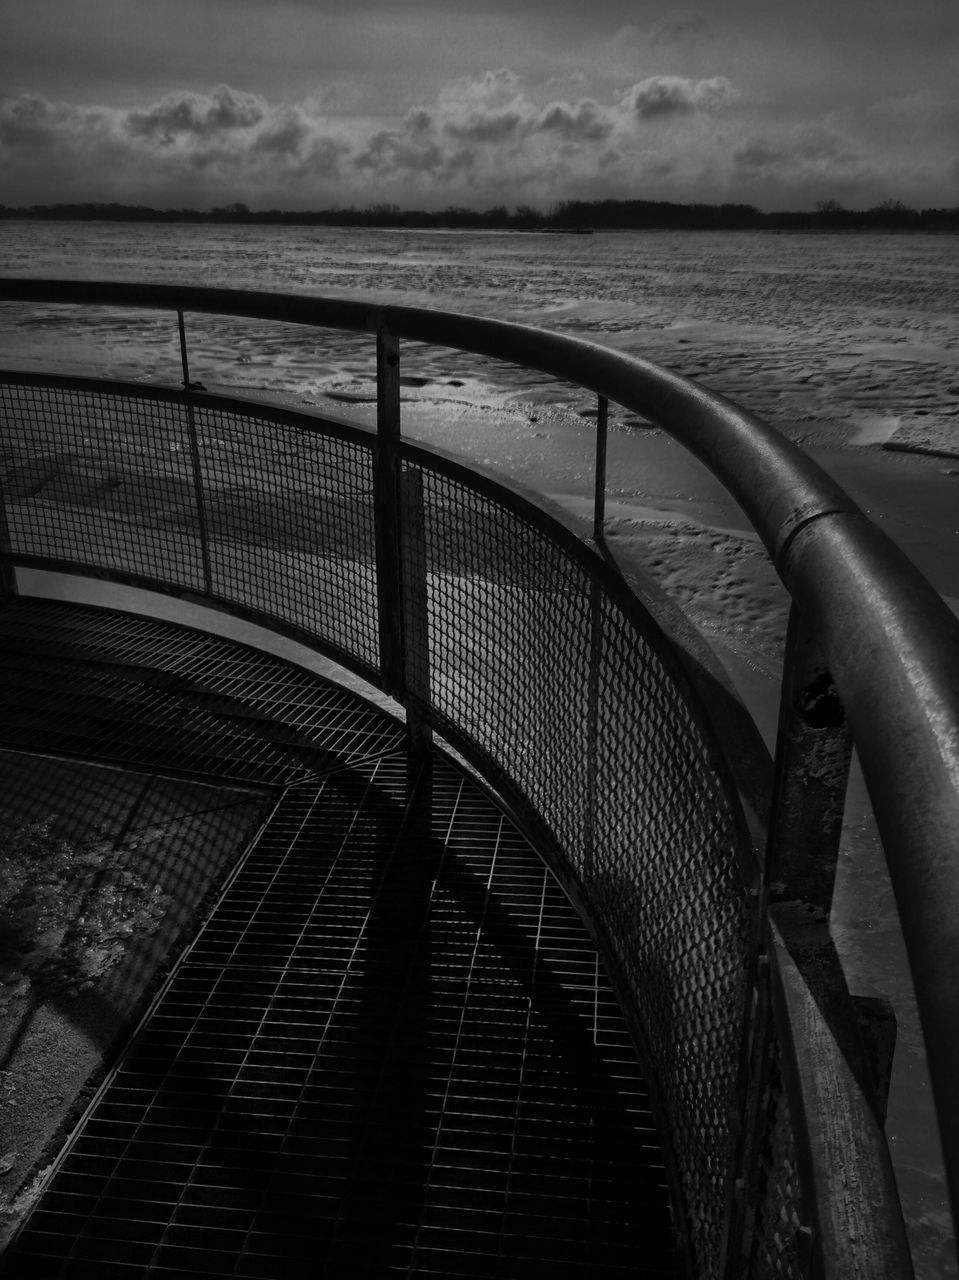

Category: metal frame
[3, 278, 957, 1278]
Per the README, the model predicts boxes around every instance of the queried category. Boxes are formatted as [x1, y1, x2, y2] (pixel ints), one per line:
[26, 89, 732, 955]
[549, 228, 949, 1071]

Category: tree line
[1, 197, 957, 231]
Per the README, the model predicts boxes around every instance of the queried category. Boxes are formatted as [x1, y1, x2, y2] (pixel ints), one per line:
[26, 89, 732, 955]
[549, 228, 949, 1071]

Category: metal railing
[3, 279, 958, 1279]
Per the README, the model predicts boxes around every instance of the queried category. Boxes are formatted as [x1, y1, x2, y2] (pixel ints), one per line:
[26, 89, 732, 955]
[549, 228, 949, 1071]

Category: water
[2, 221, 958, 1275]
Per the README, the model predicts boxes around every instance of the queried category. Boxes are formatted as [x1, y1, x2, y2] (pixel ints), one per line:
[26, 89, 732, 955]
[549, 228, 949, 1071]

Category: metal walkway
[0, 600, 677, 1279]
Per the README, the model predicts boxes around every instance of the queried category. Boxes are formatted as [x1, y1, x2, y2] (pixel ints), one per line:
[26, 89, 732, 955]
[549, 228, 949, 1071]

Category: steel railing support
[763, 602, 913, 1278]
[374, 323, 403, 696]
[399, 465, 433, 759]
[0, 463, 17, 600]
[177, 310, 213, 596]
[766, 604, 864, 1079]
[593, 394, 608, 542]
[374, 323, 432, 755]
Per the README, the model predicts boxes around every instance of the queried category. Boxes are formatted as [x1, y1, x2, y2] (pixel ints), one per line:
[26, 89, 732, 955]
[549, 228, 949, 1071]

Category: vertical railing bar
[177, 310, 213, 596]
[374, 323, 404, 697]
[399, 465, 433, 761]
[0, 498, 17, 600]
[0, 388, 18, 599]
[593, 394, 609, 542]
[177, 309, 192, 389]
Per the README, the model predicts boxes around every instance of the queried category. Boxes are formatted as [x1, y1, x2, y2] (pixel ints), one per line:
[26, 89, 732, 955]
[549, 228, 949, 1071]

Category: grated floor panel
[0, 599, 678, 1278]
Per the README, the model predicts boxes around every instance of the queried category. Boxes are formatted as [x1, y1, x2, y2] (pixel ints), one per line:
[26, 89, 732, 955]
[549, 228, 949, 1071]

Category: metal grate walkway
[0, 599, 678, 1278]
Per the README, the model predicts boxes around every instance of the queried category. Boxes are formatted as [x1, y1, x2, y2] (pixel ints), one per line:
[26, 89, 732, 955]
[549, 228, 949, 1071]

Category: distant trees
[1, 198, 956, 232]
[869, 198, 922, 228]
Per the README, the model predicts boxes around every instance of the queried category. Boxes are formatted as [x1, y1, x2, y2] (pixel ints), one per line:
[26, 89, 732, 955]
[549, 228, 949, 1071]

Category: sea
[1, 220, 958, 1276]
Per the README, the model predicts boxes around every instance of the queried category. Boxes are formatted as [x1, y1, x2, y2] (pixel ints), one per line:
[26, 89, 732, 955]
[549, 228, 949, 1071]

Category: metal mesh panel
[1, 374, 813, 1275]
[0, 597, 405, 787]
[0, 383, 380, 669]
[0, 382, 206, 588]
[402, 462, 753, 1276]
[192, 403, 378, 665]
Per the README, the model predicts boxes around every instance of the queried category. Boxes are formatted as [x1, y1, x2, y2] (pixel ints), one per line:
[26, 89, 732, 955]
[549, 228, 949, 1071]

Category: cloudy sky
[2, 0, 958, 212]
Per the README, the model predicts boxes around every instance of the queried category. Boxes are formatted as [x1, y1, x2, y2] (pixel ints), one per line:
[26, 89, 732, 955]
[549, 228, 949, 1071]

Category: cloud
[0, 86, 351, 204]
[438, 69, 522, 110]
[250, 106, 311, 158]
[860, 91, 959, 143]
[355, 124, 448, 178]
[728, 124, 886, 205]
[733, 125, 859, 171]
[126, 85, 267, 143]
[622, 76, 736, 120]
[352, 73, 619, 188]
[0, 94, 113, 152]
[0, 73, 741, 209]
[2, 70, 945, 212]
[648, 12, 715, 48]
[536, 99, 614, 143]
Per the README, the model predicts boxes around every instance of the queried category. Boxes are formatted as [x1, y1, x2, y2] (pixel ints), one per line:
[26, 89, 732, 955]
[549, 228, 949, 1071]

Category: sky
[2, 0, 958, 213]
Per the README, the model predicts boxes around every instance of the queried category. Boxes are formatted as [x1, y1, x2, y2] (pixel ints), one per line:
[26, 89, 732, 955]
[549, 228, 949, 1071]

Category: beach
[1, 222, 957, 1274]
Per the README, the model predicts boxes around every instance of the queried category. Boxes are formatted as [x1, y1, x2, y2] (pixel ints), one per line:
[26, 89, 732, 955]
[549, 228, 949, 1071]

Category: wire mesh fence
[0, 380, 381, 675]
[0, 372, 814, 1276]
[397, 457, 765, 1277]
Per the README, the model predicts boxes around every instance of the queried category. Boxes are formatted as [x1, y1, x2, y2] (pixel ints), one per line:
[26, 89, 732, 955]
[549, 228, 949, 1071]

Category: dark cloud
[126, 85, 266, 143]
[250, 107, 311, 157]
[2, 70, 949, 212]
[623, 75, 735, 120]
[355, 128, 447, 176]
[444, 109, 525, 145]
[733, 125, 855, 171]
[0, 94, 110, 152]
[535, 99, 613, 143]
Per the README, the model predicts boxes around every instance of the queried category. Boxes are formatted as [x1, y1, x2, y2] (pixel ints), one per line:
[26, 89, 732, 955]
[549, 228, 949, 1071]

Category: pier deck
[0, 599, 676, 1279]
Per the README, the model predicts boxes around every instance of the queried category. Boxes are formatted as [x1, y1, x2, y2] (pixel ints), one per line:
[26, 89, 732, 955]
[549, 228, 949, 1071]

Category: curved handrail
[0, 277, 862, 566]
[3, 278, 958, 1269]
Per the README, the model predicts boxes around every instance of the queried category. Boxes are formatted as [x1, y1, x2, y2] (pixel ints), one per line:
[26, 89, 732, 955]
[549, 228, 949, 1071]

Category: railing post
[0, 461, 17, 600]
[177, 310, 213, 596]
[762, 602, 912, 1276]
[766, 603, 852, 921]
[374, 324, 432, 755]
[374, 324, 404, 697]
[399, 466, 432, 759]
[765, 599, 885, 1114]
[593, 394, 609, 543]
